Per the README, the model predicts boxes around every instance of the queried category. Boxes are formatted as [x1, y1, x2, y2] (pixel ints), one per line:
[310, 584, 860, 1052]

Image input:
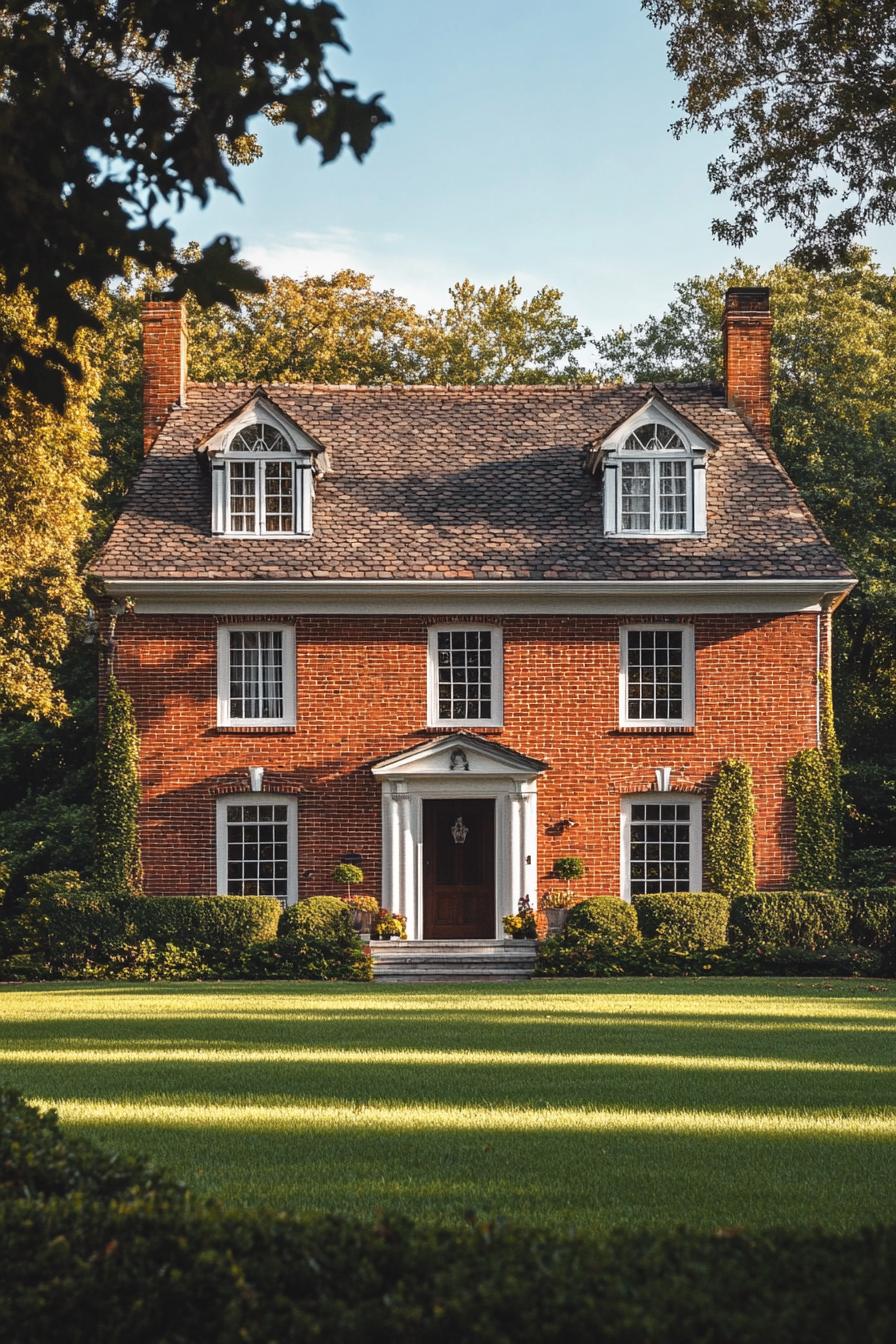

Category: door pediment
[371, 732, 548, 779]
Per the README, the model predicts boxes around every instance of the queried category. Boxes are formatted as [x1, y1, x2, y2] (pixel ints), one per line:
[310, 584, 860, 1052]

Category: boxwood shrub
[729, 890, 850, 950]
[279, 895, 352, 939]
[564, 895, 640, 947]
[2, 1091, 895, 1344]
[130, 895, 281, 961]
[632, 891, 730, 952]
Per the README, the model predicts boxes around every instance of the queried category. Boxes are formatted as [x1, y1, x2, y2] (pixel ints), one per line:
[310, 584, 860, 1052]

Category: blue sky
[175, 0, 895, 339]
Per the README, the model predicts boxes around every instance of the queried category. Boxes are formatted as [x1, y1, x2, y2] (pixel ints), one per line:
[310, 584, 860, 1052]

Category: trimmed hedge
[279, 895, 352, 939]
[730, 890, 850, 950]
[3, 1090, 896, 1344]
[564, 895, 639, 946]
[850, 888, 896, 950]
[130, 895, 281, 960]
[632, 891, 730, 952]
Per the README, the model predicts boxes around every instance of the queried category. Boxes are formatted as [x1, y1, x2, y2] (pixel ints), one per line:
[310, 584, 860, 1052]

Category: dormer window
[226, 425, 296, 535]
[202, 392, 330, 538]
[593, 395, 711, 538]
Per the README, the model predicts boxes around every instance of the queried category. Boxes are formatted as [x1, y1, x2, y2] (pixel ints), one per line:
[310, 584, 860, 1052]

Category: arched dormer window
[203, 394, 328, 538]
[594, 397, 712, 537]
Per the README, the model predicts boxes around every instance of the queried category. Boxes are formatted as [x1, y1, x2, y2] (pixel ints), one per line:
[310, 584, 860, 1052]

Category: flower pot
[350, 908, 373, 935]
[545, 907, 569, 934]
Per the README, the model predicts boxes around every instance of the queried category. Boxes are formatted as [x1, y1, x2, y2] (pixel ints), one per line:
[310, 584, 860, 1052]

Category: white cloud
[243, 227, 460, 311]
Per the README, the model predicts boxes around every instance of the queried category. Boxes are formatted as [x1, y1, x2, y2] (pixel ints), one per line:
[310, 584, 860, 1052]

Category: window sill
[215, 725, 297, 735]
[424, 724, 505, 735]
[614, 724, 695, 735]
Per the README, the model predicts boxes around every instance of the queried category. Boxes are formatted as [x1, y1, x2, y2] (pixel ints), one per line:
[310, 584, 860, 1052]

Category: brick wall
[110, 610, 820, 902]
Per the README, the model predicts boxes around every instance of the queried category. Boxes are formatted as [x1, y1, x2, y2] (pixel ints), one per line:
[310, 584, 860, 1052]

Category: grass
[1, 978, 894, 1233]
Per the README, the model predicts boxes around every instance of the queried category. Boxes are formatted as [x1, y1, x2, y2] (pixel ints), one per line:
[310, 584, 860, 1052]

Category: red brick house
[92, 288, 853, 940]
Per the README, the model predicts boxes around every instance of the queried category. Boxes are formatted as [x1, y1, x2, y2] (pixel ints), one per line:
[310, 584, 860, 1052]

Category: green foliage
[280, 895, 352, 940]
[131, 896, 281, 961]
[849, 889, 896, 951]
[845, 848, 896, 888]
[242, 932, 372, 981]
[332, 862, 364, 891]
[564, 896, 640, 946]
[93, 673, 142, 898]
[552, 856, 585, 881]
[729, 890, 851, 950]
[11, 870, 124, 976]
[0, 5, 389, 407]
[705, 758, 755, 897]
[787, 749, 841, 889]
[644, 1, 895, 268]
[3, 1089, 896, 1343]
[632, 892, 730, 953]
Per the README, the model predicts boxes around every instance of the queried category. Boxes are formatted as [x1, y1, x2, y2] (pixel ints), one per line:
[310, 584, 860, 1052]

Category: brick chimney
[722, 286, 772, 447]
[142, 296, 187, 454]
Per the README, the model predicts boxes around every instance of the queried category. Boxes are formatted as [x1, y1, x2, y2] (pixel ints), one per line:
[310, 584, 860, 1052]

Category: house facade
[92, 288, 853, 939]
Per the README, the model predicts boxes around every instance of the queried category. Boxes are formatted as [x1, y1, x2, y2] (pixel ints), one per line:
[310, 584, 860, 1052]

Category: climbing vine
[94, 673, 142, 898]
[705, 757, 756, 897]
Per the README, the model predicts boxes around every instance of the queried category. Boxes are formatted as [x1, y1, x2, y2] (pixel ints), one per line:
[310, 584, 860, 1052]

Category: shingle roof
[92, 381, 852, 583]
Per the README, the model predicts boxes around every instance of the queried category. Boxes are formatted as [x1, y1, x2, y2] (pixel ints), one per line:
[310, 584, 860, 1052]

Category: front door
[422, 798, 495, 939]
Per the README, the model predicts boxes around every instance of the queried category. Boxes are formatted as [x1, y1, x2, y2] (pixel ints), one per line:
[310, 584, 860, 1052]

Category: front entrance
[422, 798, 495, 939]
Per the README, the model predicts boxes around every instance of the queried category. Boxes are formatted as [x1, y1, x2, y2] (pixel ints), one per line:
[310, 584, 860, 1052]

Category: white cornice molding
[99, 576, 856, 616]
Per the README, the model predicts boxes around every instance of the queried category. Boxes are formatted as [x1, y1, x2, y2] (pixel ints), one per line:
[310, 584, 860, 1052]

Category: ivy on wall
[786, 748, 840, 890]
[94, 673, 142, 898]
[705, 757, 756, 898]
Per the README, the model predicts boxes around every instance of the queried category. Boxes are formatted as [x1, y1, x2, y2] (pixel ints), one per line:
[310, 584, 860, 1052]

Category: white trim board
[101, 577, 855, 616]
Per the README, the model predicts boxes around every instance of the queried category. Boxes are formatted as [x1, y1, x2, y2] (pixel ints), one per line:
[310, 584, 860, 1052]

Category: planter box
[545, 907, 570, 934]
[349, 908, 374, 935]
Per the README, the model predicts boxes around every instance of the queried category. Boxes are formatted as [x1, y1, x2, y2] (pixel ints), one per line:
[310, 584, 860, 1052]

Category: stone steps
[369, 939, 536, 982]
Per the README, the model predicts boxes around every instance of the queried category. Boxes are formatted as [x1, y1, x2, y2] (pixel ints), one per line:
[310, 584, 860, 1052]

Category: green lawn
[1, 978, 894, 1233]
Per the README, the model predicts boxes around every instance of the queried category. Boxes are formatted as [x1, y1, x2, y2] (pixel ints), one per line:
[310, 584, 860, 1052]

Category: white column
[398, 785, 417, 939]
[508, 785, 525, 916]
[382, 783, 401, 913]
[521, 782, 538, 907]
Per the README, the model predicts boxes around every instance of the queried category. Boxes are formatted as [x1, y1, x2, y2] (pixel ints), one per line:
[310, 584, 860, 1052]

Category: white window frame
[216, 624, 296, 728]
[619, 623, 695, 728]
[215, 793, 298, 905]
[599, 399, 709, 538]
[620, 793, 703, 903]
[427, 625, 504, 728]
[617, 453, 693, 535]
[210, 407, 316, 538]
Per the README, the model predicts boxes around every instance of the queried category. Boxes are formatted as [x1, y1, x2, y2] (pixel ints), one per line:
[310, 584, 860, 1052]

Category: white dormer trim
[594, 395, 712, 538]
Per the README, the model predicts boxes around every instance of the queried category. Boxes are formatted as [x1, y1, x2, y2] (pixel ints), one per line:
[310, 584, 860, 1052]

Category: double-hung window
[211, 420, 314, 536]
[215, 794, 297, 904]
[216, 625, 296, 727]
[618, 424, 691, 533]
[619, 624, 695, 728]
[621, 795, 702, 900]
[427, 626, 503, 727]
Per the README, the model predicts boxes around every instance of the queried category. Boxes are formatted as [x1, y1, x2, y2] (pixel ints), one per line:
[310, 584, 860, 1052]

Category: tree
[420, 279, 593, 383]
[0, 1, 389, 406]
[0, 286, 99, 721]
[595, 249, 896, 847]
[644, 0, 896, 267]
[94, 673, 142, 898]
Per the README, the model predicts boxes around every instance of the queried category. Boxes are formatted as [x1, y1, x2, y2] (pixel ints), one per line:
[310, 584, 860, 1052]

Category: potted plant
[341, 892, 379, 936]
[549, 856, 584, 931]
[371, 908, 407, 941]
[333, 862, 364, 899]
[502, 893, 537, 940]
[542, 887, 577, 934]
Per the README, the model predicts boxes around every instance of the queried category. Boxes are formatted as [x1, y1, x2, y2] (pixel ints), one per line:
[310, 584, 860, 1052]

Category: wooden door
[422, 799, 495, 939]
